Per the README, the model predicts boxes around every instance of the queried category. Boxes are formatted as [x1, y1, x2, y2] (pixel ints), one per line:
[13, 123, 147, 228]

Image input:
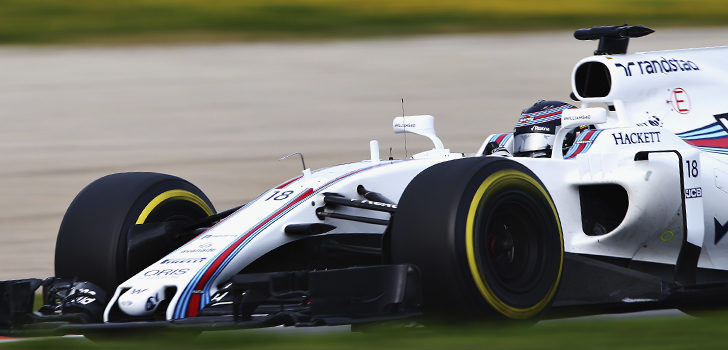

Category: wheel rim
[477, 191, 546, 298]
[465, 169, 563, 319]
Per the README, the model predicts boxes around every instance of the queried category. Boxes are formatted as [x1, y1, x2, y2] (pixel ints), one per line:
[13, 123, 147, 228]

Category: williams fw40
[4, 25, 728, 336]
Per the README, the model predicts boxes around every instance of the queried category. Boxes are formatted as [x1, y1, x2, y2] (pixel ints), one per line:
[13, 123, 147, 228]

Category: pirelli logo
[160, 257, 207, 264]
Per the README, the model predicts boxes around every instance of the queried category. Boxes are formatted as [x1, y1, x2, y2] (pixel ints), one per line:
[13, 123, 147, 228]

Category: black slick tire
[390, 157, 563, 320]
[55, 172, 215, 294]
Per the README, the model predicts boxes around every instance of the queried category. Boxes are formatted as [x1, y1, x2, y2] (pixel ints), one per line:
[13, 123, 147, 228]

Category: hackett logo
[612, 131, 661, 145]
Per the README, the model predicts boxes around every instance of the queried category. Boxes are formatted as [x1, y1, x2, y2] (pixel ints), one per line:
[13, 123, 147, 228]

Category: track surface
[1, 28, 726, 279]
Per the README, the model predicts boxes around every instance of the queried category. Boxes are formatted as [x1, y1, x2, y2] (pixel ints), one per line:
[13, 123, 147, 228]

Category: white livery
[104, 25, 728, 321]
[4, 27, 728, 335]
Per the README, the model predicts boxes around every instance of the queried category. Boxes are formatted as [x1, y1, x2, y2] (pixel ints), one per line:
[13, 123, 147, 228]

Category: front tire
[55, 172, 215, 294]
[390, 158, 563, 320]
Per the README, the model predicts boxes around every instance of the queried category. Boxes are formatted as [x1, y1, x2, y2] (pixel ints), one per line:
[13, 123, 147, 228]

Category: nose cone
[118, 285, 167, 316]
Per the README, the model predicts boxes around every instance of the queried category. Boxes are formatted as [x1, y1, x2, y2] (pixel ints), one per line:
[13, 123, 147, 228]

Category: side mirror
[393, 115, 445, 150]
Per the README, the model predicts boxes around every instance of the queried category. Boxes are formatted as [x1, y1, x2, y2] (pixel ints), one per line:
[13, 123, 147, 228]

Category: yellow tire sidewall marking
[136, 189, 214, 224]
[465, 168, 563, 319]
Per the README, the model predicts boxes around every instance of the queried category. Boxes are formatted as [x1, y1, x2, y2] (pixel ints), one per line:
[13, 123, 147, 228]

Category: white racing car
[2, 25, 728, 335]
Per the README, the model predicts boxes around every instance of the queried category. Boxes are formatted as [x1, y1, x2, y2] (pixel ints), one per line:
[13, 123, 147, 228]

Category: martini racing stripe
[193, 163, 396, 312]
[168, 194, 268, 318]
[489, 133, 512, 147]
[691, 146, 728, 155]
[564, 129, 603, 159]
[677, 123, 724, 139]
[174, 162, 393, 318]
[677, 122, 728, 153]
[515, 104, 575, 127]
[515, 111, 561, 127]
[193, 188, 316, 313]
[683, 129, 727, 140]
[181, 188, 314, 318]
[684, 137, 728, 147]
[171, 188, 300, 318]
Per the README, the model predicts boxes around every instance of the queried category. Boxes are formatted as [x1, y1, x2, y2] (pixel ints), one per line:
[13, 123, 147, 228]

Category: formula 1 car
[3, 25, 728, 336]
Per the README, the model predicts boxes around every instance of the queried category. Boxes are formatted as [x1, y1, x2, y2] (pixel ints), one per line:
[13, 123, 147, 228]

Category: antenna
[280, 152, 307, 171]
[401, 98, 408, 158]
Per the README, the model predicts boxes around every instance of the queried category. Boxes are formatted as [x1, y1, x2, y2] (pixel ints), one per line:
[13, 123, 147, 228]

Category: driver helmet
[513, 100, 575, 157]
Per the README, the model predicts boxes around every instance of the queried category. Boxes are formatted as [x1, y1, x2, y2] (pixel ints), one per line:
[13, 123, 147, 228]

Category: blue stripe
[197, 167, 378, 308]
[680, 130, 727, 139]
[173, 162, 393, 318]
[171, 199, 259, 318]
[581, 135, 598, 154]
[500, 133, 513, 146]
[677, 123, 723, 138]
[694, 146, 728, 155]
[680, 131, 728, 140]
[174, 190, 272, 318]
[521, 104, 574, 118]
[173, 188, 301, 318]
[563, 130, 602, 159]
[200, 201, 303, 306]
[516, 115, 562, 127]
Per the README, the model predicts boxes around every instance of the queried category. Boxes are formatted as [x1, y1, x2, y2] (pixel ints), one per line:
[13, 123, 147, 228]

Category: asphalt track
[1, 28, 727, 280]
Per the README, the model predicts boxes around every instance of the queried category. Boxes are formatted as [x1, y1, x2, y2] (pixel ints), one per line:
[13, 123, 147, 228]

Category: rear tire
[55, 172, 215, 294]
[390, 158, 563, 320]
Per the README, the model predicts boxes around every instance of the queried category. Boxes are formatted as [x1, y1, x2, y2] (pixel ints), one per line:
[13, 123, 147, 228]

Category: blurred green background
[4, 313, 728, 349]
[1, 0, 727, 44]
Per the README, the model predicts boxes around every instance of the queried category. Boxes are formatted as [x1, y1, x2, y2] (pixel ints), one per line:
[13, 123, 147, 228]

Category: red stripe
[275, 175, 302, 189]
[565, 130, 597, 159]
[187, 294, 201, 317]
[686, 138, 728, 147]
[185, 163, 387, 317]
[186, 188, 314, 317]
[495, 134, 506, 144]
[566, 142, 587, 159]
[531, 110, 562, 120]
[530, 107, 573, 120]
[523, 106, 575, 121]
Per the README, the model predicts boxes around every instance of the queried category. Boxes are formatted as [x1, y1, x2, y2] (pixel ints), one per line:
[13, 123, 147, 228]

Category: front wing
[0, 265, 421, 337]
[4, 255, 728, 336]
